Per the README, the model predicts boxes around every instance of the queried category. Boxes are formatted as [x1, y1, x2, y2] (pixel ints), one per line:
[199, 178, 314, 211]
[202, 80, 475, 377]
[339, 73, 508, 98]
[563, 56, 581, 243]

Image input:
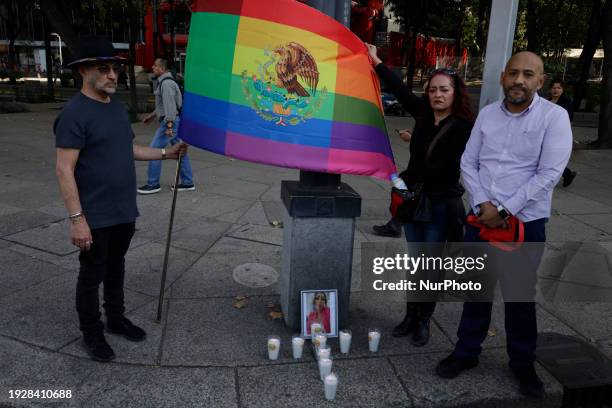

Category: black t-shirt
[54, 92, 139, 229]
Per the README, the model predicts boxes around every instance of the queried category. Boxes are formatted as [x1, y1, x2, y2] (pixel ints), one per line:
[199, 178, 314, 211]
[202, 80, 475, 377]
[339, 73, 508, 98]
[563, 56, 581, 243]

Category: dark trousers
[454, 217, 546, 368]
[403, 200, 449, 318]
[76, 222, 135, 334]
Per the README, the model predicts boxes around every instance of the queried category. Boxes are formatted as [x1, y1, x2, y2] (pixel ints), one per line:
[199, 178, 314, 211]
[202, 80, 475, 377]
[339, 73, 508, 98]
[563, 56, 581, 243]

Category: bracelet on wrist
[69, 211, 84, 224]
[161, 148, 167, 160]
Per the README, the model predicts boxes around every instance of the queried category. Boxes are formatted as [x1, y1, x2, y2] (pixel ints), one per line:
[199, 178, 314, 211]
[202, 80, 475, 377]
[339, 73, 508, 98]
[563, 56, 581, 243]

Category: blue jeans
[147, 117, 193, 186]
[402, 199, 448, 316]
[403, 200, 448, 243]
[454, 217, 547, 368]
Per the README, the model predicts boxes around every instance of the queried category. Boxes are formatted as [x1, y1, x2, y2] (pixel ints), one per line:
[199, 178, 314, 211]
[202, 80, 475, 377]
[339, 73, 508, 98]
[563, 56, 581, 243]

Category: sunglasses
[95, 64, 122, 74]
[432, 68, 457, 76]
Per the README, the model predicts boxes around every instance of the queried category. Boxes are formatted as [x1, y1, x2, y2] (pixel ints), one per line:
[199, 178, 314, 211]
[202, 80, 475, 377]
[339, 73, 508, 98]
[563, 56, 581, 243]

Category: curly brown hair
[425, 70, 475, 123]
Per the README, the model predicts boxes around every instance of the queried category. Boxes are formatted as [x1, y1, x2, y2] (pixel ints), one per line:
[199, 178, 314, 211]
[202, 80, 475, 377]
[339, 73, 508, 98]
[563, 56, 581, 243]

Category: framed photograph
[301, 289, 338, 338]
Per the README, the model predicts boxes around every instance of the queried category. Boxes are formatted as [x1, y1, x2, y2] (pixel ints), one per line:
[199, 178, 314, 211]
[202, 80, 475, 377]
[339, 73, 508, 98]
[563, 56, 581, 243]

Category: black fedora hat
[66, 36, 128, 68]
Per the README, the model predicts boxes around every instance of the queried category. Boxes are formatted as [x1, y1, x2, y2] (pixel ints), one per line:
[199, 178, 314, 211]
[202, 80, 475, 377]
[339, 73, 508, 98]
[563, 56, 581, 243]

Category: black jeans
[76, 222, 135, 334]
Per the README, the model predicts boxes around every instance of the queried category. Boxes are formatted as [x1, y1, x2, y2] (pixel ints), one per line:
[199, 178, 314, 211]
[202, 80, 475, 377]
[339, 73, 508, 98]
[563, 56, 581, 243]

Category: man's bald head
[500, 51, 545, 111]
[505, 51, 544, 75]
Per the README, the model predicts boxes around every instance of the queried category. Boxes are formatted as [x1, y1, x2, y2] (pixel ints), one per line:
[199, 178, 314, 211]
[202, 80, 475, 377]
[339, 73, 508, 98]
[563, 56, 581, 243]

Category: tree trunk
[574, 0, 603, 111]
[127, 0, 140, 122]
[38, 0, 80, 62]
[598, 0, 612, 148]
[526, 0, 538, 52]
[43, 17, 55, 102]
[475, 0, 490, 59]
[405, 29, 418, 93]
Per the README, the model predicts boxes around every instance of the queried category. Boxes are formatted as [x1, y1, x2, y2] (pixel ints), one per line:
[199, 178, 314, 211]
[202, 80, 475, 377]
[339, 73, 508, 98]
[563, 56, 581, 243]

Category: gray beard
[506, 95, 528, 105]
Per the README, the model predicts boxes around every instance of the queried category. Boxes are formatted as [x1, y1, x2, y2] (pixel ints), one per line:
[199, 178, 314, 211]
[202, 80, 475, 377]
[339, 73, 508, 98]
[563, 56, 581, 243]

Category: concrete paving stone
[343, 292, 454, 358]
[133, 207, 209, 243]
[215, 205, 252, 224]
[206, 236, 281, 254]
[0, 202, 22, 217]
[236, 202, 270, 226]
[0, 283, 14, 299]
[342, 175, 389, 199]
[551, 189, 612, 215]
[162, 295, 314, 366]
[0, 273, 152, 350]
[539, 302, 612, 341]
[123, 242, 202, 297]
[37, 201, 73, 218]
[0, 336, 97, 407]
[261, 200, 285, 224]
[4, 219, 76, 256]
[0, 247, 72, 292]
[570, 150, 612, 171]
[576, 213, 612, 234]
[60, 299, 164, 365]
[170, 245, 282, 298]
[193, 162, 276, 183]
[73, 364, 237, 408]
[432, 302, 579, 349]
[226, 223, 283, 246]
[237, 357, 410, 408]
[167, 218, 232, 253]
[359, 199, 395, 220]
[560, 176, 612, 207]
[137, 190, 252, 220]
[7, 243, 80, 271]
[0, 181, 61, 211]
[259, 184, 282, 202]
[198, 177, 271, 201]
[390, 348, 563, 408]
[0, 238, 12, 249]
[546, 214, 609, 242]
[0, 210, 59, 237]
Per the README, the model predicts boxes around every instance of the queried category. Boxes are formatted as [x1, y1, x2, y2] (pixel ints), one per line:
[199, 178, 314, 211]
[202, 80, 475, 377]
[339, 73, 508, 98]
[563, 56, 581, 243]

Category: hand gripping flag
[179, 0, 397, 180]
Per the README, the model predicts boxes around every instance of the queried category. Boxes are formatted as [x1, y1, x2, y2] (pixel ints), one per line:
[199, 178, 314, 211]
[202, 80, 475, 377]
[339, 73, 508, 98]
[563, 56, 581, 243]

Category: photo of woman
[301, 290, 338, 337]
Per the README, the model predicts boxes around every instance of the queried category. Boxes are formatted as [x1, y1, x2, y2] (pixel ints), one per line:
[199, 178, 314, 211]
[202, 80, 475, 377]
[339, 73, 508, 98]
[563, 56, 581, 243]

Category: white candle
[368, 329, 381, 352]
[292, 336, 304, 359]
[324, 373, 338, 401]
[313, 333, 327, 349]
[339, 330, 352, 354]
[317, 346, 331, 361]
[310, 323, 323, 338]
[267, 337, 281, 360]
[318, 357, 332, 381]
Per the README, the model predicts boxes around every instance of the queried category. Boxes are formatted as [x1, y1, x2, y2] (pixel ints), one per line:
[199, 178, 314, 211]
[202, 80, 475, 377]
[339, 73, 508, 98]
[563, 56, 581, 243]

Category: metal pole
[478, 0, 519, 110]
[155, 154, 183, 323]
[51, 33, 62, 67]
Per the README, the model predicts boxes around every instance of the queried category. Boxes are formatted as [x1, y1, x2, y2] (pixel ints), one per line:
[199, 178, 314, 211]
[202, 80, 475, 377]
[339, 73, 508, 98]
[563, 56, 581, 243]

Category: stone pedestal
[280, 180, 361, 332]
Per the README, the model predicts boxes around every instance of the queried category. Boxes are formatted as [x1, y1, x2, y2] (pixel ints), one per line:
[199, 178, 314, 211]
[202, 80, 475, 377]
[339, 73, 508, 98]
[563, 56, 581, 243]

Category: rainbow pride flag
[179, 0, 396, 180]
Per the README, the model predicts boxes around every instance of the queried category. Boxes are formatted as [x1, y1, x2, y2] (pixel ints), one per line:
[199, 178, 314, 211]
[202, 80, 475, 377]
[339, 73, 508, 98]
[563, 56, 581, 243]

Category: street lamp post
[50, 32, 63, 69]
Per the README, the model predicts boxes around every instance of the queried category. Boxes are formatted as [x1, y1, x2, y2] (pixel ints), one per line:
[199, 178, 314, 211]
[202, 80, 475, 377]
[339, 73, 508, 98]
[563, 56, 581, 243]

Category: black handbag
[391, 118, 456, 223]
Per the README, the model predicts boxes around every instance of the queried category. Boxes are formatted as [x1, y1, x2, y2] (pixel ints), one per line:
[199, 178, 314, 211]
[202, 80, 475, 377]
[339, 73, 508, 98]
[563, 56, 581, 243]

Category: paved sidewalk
[0, 104, 611, 407]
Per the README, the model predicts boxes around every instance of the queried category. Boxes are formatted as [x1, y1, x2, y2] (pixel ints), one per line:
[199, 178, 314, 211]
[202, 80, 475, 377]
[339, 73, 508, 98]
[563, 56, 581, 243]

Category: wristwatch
[161, 148, 166, 160]
[166, 121, 174, 129]
[497, 204, 511, 220]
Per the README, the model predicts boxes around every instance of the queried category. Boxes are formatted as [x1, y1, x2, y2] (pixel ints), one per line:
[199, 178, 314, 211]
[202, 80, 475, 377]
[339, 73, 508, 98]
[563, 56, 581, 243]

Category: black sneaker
[107, 317, 147, 342]
[435, 353, 479, 379]
[137, 184, 161, 194]
[512, 366, 544, 398]
[171, 183, 195, 191]
[562, 170, 577, 187]
[82, 333, 115, 362]
[372, 223, 401, 238]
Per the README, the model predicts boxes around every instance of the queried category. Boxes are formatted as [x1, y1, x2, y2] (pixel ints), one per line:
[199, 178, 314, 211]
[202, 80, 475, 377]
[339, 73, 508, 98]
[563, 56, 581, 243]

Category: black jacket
[375, 64, 473, 197]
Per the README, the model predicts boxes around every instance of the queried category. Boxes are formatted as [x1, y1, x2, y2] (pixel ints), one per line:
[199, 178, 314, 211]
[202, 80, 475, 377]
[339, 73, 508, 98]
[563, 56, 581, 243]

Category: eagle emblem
[273, 42, 319, 97]
[241, 42, 327, 126]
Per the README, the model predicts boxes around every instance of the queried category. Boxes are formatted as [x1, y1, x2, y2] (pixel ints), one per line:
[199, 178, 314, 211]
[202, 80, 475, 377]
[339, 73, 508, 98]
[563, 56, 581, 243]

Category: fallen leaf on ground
[268, 310, 284, 320]
[233, 297, 248, 309]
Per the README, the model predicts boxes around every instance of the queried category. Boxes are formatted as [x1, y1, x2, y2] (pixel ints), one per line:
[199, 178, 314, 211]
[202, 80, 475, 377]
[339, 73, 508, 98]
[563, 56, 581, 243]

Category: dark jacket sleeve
[375, 63, 424, 118]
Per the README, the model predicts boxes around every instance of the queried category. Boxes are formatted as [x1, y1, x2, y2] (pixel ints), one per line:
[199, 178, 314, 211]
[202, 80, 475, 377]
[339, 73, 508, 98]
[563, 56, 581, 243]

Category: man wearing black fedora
[54, 36, 187, 362]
